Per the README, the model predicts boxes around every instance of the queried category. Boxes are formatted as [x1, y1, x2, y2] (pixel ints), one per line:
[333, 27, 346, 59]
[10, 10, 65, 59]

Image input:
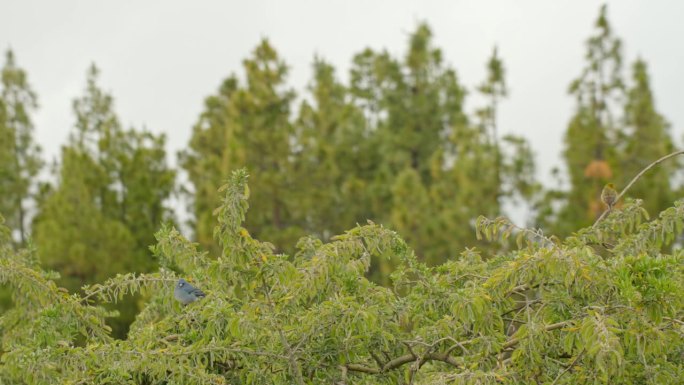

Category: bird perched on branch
[174, 278, 206, 305]
[601, 183, 618, 210]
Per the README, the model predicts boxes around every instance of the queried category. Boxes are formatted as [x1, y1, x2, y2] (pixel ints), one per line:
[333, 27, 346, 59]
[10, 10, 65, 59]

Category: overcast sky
[3, 0, 683, 195]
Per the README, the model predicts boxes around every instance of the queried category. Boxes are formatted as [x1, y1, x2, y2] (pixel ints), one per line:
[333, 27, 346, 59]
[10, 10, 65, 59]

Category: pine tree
[0, 50, 42, 245]
[475, 46, 507, 204]
[348, 24, 475, 264]
[33, 64, 174, 337]
[369, 24, 468, 181]
[476, 47, 538, 208]
[424, 42, 534, 262]
[292, 58, 367, 239]
[180, 76, 239, 255]
[545, 5, 625, 234]
[32, 147, 136, 289]
[348, 25, 536, 266]
[0, 101, 11, 312]
[181, 40, 297, 253]
[389, 167, 431, 263]
[183, 25, 531, 267]
[539, 5, 680, 235]
[620, 59, 678, 215]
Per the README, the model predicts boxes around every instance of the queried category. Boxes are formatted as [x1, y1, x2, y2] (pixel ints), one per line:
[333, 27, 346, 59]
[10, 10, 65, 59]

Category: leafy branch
[81, 270, 177, 303]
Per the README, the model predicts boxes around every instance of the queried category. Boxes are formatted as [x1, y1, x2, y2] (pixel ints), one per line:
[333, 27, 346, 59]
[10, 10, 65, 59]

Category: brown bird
[601, 183, 618, 210]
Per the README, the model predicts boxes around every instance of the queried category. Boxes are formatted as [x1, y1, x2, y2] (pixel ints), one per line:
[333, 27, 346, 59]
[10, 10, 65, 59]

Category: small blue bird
[174, 278, 206, 305]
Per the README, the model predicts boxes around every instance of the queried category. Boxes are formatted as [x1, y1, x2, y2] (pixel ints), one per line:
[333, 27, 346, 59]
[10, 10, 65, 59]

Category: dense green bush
[1, 169, 682, 384]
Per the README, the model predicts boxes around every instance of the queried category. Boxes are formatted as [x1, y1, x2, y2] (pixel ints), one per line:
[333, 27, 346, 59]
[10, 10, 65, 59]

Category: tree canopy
[1, 169, 682, 384]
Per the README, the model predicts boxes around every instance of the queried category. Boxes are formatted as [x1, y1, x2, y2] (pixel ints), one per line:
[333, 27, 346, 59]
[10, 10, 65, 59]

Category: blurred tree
[347, 48, 396, 219]
[431, 44, 537, 263]
[389, 167, 431, 262]
[476, 47, 507, 142]
[0, 98, 10, 313]
[348, 26, 536, 269]
[66, 64, 175, 268]
[537, 5, 680, 235]
[619, 58, 679, 215]
[540, 5, 625, 234]
[378, 24, 468, 181]
[179, 76, 239, 255]
[428, 125, 501, 262]
[477, 48, 538, 208]
[32, 147, 135, 288]
[349, 24, 473, 267]
[183, 25, 535, 269]
[181, 40, 297, 254]
[475, 46, 507, 202]
[292, 58, 368, 239]
[32, 64, 175, 337]
[99, 128, 176, 265]
[0, 50, 42, 245]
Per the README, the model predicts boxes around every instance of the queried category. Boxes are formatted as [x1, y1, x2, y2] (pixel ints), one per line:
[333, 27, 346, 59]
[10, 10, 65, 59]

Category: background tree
[32, 147, 136, 288]
[32, 64, 175, 337]
[0, 101, 11, 312]
[537, 5, 681, 235]
[388, 35, 534, 265]
[0, 50, 42, 245]
[619, 59, 679, 215]
[349, 24, 508, 268]
[181, 40, 297, 254]
[559, 4, 624, 233]
[292, 58, 368, 240]
[475, 46, 507, 203]
[182, 25, 536, 271]
[179, 75, 239, 255]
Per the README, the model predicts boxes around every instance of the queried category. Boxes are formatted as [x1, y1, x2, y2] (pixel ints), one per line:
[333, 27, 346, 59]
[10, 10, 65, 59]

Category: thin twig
[159, 334, 179, 346]
[502, 321, 572, 350]
[501, 299, 541, 317]
[346, 351, 461, 374]
[337, 365, 348, 385]
[550, 349, 585, 385]
[664, 317, 684, 326]
[370, 351, 385, 368]
[594, 150, 684, 227]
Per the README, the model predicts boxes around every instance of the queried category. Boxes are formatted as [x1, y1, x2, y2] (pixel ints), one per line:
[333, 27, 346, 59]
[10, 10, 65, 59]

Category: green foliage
[1, 170, 682, 384]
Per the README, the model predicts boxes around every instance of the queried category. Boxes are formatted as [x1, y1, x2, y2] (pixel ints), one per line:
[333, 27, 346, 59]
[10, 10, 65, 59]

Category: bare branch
[594, 150, 684, 227]
[551, 349, 585, 385]
[370, 351, 384, 368]
[502, 321, 572, 350]
[346, 351, 462, 375]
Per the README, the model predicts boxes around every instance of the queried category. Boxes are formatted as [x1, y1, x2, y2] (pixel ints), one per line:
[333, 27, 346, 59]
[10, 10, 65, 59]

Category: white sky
[2, 1, 683, 216]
